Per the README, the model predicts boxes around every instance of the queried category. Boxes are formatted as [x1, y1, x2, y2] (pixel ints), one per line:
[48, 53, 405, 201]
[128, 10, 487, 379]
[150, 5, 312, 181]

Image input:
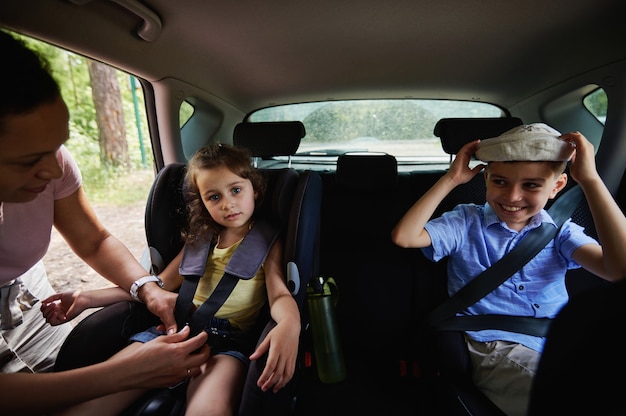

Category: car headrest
[433, 117, 523, 155]
[233, 121, 305, 157]
[336, 153, 398, 192]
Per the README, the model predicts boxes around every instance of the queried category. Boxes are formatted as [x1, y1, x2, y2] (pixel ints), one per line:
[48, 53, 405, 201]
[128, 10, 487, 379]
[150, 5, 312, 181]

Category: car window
[248, 99, 504, 167]
[583, 88, 608, 125]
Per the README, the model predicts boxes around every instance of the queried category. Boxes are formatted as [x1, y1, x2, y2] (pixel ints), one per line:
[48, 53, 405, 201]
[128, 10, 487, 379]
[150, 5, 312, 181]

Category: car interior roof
[1, 0, 625, 113]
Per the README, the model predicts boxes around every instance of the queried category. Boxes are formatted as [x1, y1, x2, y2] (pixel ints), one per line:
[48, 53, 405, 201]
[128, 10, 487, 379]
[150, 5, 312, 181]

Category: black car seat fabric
[433, 117, 523, 155]
[527, 278, 626, 416]
[234, 121, 305, 158]
[323, 152, 405, 354]
[302, 151, 430, 415]
[527, 168, 626, 416]
[318, 153, 418, 381]
[144, 162, 187, 275]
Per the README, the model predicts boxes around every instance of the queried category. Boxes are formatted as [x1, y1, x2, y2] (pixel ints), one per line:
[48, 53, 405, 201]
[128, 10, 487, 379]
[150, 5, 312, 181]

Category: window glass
[249, 99, 503, 166]
[180, 100, 195, 128]
[583, 88, 607, 124]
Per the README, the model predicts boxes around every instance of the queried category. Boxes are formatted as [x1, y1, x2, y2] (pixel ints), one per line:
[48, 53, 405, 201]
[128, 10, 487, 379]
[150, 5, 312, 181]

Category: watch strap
[130, 275, 163, 302]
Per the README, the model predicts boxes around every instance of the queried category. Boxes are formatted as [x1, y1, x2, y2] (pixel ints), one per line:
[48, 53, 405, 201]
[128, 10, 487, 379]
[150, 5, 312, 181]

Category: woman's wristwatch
[130, 275, 164, 302]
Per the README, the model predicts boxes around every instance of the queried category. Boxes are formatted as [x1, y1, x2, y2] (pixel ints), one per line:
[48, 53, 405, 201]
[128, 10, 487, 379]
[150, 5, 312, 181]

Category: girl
[42, 144, 301, 415]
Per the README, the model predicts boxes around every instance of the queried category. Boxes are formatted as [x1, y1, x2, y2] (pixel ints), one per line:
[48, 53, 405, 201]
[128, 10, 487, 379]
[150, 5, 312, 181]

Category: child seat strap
[174, 220, 279, 336]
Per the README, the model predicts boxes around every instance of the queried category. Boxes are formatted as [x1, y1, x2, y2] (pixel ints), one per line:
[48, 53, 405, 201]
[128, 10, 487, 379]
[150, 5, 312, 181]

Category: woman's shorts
[0, 261, 72, 373]
[129, 317, 256, 365]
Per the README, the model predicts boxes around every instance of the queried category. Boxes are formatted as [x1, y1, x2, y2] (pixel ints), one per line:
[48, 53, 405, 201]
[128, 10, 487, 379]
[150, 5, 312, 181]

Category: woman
[0, 29, 209, 415]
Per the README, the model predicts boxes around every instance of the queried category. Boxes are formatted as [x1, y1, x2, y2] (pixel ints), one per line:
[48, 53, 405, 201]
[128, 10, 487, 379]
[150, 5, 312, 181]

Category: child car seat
[54, 121, 322, 416]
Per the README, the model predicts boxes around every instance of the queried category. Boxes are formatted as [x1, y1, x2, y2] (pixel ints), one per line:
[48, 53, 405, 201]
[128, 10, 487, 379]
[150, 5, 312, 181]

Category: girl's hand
[40, 290, 88, 325]
[249, 318, 300, 393]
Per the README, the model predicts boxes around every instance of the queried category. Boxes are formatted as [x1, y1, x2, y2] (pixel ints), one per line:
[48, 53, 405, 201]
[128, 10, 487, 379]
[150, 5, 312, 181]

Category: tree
[87, 60, 131, 168]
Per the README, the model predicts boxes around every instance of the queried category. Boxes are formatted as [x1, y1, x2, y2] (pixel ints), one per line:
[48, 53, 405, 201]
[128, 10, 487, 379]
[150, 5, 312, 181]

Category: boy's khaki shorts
[466, 335, 541, 416]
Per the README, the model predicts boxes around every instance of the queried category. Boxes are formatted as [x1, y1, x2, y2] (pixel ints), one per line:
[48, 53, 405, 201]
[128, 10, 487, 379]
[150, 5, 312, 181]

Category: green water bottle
[306, 276, 346, 383]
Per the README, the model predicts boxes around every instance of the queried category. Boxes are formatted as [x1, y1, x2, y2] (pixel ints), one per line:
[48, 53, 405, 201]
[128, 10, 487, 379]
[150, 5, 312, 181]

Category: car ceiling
[1, 0, 625, 114]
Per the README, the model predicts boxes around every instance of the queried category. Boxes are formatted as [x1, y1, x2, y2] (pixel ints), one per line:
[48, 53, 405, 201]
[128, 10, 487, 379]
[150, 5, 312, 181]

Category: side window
[180, 100, 195, 128]
[10, 31, 155, 294]
[583, 88, 608, 124]
[179, 97, 223, 159]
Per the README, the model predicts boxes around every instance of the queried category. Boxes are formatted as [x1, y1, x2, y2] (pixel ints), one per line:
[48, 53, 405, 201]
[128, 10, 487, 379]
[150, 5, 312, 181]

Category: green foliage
[302, 101, 438, 142]
[250, 99, 503, 155]
[15, 32, 154, 204]
[180, 100, 195, 128]
[583, 88, 608, 120]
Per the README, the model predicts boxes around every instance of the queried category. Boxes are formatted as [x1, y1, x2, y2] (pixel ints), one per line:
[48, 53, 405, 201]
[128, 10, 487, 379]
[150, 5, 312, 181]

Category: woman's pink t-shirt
[0, 146, 82, 285]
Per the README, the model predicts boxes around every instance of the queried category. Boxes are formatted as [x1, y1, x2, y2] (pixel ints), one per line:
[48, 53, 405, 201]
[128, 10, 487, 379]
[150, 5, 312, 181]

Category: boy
[391, 123, 626, 415]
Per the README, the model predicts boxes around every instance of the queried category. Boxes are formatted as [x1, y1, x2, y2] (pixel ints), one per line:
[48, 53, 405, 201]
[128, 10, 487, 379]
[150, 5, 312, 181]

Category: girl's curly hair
[182, 143, 267, 245]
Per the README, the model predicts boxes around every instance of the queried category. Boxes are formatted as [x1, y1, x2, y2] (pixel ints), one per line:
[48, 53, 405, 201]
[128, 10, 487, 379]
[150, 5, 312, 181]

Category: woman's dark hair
[182, 143, 267, 244]
[0, 30, 61, 132]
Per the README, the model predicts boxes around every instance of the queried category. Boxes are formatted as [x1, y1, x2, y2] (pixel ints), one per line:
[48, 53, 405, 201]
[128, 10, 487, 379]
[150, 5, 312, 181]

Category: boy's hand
[446, 140, 486, 186]
[561, 132, 598, 185]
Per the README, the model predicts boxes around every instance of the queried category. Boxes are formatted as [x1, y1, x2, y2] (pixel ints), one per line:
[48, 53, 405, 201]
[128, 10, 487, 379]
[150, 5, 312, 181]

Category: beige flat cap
[475, 123, 575, 162]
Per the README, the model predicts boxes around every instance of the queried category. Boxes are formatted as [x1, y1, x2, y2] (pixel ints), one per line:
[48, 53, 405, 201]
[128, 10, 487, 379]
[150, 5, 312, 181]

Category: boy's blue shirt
[422, 202, 598, 352]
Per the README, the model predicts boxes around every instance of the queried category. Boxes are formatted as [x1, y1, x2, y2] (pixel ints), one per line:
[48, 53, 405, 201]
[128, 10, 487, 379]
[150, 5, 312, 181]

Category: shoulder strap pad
[174, 220, 280, 333]
[225, 220, 279, 279]
[178, 219, 279, 280]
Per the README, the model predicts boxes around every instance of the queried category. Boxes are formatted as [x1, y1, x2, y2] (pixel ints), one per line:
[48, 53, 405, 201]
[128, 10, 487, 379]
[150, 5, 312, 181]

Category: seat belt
[428, 185, 584, 337]
[174, 220, 279, 336]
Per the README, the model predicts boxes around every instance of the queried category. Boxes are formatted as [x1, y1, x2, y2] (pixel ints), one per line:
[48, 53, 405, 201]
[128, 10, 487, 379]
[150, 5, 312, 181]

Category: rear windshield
[248, 99, 504, 168]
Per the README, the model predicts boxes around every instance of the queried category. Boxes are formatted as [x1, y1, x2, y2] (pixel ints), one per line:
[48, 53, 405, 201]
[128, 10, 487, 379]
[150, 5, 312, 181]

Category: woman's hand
[114, 326, 210, 389]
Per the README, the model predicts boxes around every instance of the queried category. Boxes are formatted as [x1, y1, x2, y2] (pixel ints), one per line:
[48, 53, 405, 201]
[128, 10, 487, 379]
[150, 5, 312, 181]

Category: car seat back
[317, 152, 420, 383]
